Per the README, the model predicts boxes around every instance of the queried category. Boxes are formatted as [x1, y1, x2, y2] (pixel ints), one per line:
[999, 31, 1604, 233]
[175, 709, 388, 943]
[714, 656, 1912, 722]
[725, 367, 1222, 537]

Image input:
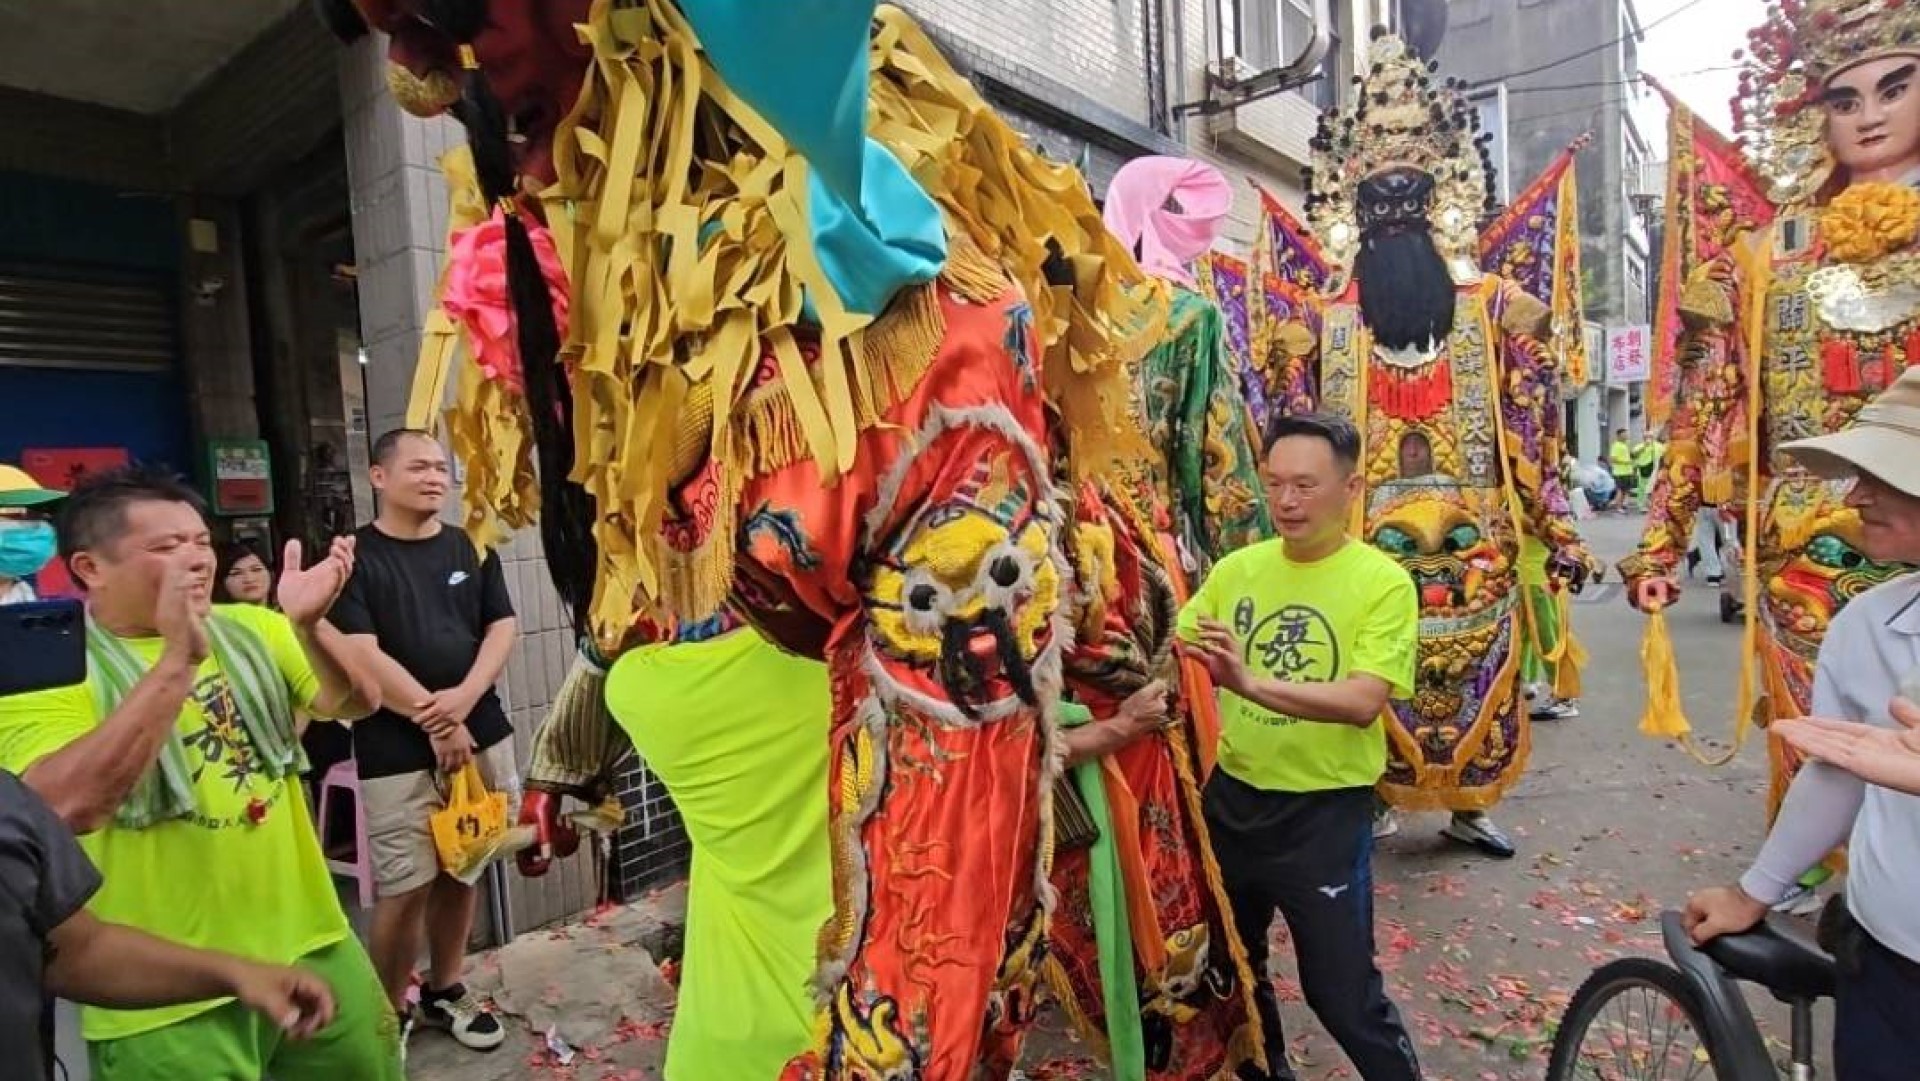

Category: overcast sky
[1632, 0, 1757, 137]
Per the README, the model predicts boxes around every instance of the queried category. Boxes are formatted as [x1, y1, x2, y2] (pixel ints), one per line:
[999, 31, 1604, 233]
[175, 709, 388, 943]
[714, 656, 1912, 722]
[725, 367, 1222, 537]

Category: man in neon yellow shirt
[1180, 413, 1423, 1081]
[599, 621, 832, 1079]
[0, 466, 399, 1081]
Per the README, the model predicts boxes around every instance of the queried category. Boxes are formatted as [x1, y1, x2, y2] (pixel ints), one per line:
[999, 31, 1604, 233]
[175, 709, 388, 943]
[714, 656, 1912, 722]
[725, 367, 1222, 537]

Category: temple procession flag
[1249, 181, 1333, 295]
[1194, 251, 1255, 375]
[1643, 75, 1775, 430]
[1478, 133, 1593, 385]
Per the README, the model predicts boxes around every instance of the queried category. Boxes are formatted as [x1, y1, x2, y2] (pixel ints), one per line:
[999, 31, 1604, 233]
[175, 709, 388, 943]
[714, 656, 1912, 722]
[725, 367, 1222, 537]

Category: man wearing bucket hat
[1685, 366, 1920, 1079]
[0, 464, 66, 606]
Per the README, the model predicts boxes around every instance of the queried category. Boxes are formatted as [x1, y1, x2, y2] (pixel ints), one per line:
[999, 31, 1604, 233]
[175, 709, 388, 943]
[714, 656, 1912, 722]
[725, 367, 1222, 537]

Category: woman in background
[214, 541, 275, 606]
[216, 540, 358, 783]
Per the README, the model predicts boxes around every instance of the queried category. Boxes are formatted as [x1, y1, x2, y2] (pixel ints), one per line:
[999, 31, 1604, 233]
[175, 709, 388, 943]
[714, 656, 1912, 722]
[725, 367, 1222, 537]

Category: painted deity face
[1766, 491, 1903, 642]
[1369, 495, 1506, 616]
[345, 0, 594, 185]
[1823, 55, 1920, 183]
[865, 445, 1064, 722]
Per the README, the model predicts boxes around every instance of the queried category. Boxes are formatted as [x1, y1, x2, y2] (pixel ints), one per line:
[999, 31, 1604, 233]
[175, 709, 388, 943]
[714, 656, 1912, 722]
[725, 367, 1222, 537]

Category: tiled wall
[338, 36, 636, 931]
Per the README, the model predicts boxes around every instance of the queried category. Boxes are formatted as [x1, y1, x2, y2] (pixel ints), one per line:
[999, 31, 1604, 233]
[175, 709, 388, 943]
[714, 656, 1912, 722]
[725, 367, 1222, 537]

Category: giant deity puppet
[1257, 31, 1595, 857]
[316, 1, 1269, 1077]
[1622, 0, 1920, 846]
[1021, 156, 1279, 1081]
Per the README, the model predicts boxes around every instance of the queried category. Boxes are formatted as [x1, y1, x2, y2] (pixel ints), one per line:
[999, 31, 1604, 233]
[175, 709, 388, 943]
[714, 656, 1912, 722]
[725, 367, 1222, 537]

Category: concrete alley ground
[411, 511, 1817, 1080]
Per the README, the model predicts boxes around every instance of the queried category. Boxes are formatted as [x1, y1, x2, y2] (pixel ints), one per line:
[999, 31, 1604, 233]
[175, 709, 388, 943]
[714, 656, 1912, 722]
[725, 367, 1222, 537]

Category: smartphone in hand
[0, 599, 86, 697]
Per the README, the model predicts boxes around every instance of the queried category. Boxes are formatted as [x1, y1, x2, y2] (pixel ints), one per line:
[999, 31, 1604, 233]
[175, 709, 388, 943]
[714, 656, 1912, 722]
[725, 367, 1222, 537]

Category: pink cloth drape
[1102, 156, 1232, 288]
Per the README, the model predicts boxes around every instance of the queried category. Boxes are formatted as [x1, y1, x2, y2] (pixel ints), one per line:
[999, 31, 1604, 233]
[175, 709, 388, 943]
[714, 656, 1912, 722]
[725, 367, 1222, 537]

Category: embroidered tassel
[1859, 344, 1888, 391]
[1639, 608, 1692, 740]
[1702, 469, 1734, 507]
[1369, 363, 1452, 422]
[1823, 338, 1861, 394]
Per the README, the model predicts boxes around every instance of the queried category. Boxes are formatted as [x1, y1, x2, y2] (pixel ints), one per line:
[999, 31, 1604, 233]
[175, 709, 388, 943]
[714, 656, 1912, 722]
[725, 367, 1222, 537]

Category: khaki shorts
[362, 738, 521, 898]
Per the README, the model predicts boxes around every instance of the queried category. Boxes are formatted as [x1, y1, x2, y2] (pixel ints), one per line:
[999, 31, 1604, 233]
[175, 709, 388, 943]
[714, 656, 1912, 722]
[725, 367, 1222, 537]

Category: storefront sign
[1606, 324, 1651, 384]
[20, 447, 128, 598]
[208, 439, 274, 517]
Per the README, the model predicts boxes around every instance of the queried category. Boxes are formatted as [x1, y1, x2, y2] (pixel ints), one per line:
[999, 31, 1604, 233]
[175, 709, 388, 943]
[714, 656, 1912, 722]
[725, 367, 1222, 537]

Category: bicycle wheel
[1546, 957, 1721, 1081]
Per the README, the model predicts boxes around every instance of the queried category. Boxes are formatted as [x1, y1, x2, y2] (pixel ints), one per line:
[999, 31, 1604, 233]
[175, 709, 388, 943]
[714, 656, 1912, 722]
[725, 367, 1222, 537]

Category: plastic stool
[316, 760, 376, 909]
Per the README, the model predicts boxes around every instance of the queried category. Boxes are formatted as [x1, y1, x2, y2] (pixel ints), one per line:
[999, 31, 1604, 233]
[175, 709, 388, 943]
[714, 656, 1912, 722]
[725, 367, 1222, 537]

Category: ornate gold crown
[1735, 0, 1920, 205]
[1305, 31, 1497, 280]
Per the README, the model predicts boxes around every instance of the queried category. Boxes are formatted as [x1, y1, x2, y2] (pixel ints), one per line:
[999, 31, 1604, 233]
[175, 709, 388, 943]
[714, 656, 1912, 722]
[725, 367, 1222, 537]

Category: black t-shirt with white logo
[328, 524, 515, 779]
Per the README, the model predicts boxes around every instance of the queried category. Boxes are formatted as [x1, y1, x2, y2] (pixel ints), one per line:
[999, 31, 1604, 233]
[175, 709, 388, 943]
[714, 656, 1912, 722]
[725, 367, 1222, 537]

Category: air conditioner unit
[1210, 54, 1262, 88]
[1631, 160, 1668, 202]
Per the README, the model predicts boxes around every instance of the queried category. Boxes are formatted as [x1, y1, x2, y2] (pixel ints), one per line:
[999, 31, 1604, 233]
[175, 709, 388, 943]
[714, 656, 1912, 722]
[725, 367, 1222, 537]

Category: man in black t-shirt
[329, 430, 517, 1055]
[0, 771, 335, 1080]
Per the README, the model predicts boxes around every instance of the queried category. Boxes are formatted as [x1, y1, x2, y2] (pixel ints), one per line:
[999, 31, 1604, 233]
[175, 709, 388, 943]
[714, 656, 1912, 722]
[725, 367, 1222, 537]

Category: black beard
[938, 609, 1040, 720]
[1355, 227, 1457, 353]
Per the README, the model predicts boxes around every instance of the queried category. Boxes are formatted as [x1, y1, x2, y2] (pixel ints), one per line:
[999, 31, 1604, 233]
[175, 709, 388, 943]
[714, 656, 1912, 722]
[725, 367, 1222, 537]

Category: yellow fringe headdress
[414, 0, 1166, 647]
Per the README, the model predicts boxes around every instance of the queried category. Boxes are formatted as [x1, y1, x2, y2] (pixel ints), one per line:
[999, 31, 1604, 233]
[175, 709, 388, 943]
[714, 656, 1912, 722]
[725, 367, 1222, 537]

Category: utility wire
[1503, 64, 1739, 94]
[1466, 0, 1711, 89]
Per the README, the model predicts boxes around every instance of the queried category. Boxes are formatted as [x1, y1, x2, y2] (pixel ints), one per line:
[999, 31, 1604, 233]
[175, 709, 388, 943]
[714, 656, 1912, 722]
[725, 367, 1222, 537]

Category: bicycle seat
[1700, 917, 1836, 1001]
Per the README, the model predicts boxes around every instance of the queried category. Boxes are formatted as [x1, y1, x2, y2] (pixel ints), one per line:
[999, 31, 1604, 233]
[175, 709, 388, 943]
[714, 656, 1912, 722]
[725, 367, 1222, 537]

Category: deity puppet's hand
[1547, 546, 1599, 595]
[515, 790, 581, 878]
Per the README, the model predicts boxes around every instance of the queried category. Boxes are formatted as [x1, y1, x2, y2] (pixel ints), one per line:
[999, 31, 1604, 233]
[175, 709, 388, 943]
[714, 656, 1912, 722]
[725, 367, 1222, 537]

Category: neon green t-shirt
[0, 604, 350, 1041]
[605, 630, 832, 1081]
[1177, 538, 1417, 792]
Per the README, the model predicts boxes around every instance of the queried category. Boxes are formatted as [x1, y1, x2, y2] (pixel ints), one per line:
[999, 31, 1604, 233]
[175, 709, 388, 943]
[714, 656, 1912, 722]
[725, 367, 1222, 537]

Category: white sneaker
[1442, 811, 1516, 859]
[417, 984, 506, 1051]
[1372, 808, 1400, 840]
[1530, 699, 1580, 721]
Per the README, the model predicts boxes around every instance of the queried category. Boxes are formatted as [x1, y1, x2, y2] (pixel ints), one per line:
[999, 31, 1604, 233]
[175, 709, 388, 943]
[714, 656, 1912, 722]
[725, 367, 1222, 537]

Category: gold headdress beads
[1303, 30, 1498, 285]
[1736, 0, 1920, 205]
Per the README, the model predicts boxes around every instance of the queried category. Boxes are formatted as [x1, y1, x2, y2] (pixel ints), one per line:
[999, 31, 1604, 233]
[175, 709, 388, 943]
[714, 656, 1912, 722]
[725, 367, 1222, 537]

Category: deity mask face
[1355, 168, 1436, 236]
[339, 0, 594, 185]
[1822, 55, 1920, 182]
[1352, 169, 1455, 352]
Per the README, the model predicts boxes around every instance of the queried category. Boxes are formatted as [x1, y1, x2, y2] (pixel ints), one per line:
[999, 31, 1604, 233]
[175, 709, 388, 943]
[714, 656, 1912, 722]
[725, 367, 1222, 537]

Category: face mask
[0, 520, 57, 579]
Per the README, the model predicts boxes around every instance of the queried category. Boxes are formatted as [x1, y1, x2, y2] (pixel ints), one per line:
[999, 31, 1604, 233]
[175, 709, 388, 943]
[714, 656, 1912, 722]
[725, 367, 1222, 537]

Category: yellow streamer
[1637, 606, 1692, 740]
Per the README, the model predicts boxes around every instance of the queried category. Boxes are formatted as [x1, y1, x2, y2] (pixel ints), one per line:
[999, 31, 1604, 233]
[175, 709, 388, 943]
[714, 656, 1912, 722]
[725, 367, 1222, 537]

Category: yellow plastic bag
[430, 762, 510, 880]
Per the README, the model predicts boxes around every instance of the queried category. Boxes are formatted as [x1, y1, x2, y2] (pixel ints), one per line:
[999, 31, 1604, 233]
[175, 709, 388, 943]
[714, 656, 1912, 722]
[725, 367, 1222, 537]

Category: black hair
[214, 541, 274, 604]
[426, 0, 598, 635]
[1263, 412, 1362, 471]
[372, 427, 439, 466]
[56, 465, 208, 565]
[310, 0, 369, 42]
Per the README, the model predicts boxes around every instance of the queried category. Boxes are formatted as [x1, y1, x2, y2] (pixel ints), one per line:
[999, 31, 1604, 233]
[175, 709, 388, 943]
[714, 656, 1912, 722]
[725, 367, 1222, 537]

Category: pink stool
[315, 760, 376, 909]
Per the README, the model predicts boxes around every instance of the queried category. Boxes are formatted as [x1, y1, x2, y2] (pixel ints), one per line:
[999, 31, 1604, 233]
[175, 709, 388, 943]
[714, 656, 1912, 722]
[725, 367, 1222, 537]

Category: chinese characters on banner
[1607, 324, 1651, 384]
[20, 447, 129, 598]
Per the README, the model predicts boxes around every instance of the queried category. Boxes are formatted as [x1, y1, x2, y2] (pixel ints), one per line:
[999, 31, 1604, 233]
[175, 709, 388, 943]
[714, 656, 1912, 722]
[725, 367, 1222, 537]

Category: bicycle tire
[1547, 957, 1723, 1081]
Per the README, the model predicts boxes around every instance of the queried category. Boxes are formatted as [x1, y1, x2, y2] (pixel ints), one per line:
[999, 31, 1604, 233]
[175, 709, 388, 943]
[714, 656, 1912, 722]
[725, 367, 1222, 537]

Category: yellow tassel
[1638, 609, 1693, 740]
[938, 232, 1012, 303]
[1702, 469, 1734, 507]
[1553, 594, 1588, 699]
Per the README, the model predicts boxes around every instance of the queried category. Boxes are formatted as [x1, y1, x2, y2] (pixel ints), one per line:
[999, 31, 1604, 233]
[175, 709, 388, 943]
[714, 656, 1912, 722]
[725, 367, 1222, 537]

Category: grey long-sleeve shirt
[1740, 575, 1920, 964]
